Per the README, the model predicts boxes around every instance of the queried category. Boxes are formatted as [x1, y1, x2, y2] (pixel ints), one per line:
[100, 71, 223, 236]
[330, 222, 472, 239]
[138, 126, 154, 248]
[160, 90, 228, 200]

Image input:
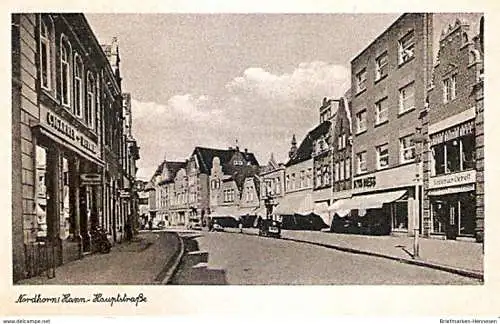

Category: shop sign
[430, 120, 475, 146]
[80, 173, 102, 186]
[40, 105, 100, 159]
[119, 190, 130, 198]
[352, 163, 418, 194]
[429, 170, 476, 189]
[353, 176, 376, 189]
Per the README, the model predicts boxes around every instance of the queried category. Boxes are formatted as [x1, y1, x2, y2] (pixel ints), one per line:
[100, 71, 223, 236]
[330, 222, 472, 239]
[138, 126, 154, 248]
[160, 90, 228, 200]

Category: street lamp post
[413, 125, 427, 259]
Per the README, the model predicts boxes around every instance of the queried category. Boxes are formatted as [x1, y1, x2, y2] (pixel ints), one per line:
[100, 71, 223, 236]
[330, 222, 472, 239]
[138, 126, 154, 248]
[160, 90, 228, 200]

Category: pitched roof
[285, 120, 331, 167]
[192, 146, 260, 175]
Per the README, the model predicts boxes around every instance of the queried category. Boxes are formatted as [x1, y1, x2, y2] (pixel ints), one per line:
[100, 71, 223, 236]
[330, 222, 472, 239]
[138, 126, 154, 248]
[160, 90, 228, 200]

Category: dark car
[258, 218, 281, 238]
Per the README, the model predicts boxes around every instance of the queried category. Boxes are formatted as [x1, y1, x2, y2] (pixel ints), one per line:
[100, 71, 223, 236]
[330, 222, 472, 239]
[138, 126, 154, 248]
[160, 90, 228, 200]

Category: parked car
[211, 222, 224, 232]
[258, 217, 281, 238]
[187, 218, 202, 230]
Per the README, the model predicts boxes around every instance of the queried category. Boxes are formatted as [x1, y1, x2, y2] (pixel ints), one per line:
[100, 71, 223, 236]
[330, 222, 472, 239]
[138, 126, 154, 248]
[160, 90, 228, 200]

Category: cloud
[132, 61, 349, 180]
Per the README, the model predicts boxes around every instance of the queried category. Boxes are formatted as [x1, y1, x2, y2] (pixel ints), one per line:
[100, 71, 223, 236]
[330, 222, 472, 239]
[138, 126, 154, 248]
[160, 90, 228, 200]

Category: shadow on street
[170, 235, 228, 285]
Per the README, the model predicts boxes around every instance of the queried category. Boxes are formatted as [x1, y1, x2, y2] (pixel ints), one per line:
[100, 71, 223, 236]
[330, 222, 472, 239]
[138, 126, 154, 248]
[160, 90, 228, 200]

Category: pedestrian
[148, 219, 153, 231]
[238, 220, 243, 233]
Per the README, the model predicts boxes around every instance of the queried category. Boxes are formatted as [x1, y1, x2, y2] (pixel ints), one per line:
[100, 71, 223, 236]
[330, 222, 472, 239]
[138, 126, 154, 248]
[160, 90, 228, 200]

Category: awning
[239, 205, 265, 216]
[313, 201, 331, 225]
[275, 193, 313, 216]
[209, 206, 240, 219]
[328, 190, 407, 213]
[428, 184, 475, 196]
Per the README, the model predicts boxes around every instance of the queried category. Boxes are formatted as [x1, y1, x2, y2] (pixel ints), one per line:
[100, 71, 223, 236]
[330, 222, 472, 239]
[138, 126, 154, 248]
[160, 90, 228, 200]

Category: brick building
[330, 13, 434, 236]
[422, 17, 484, 241]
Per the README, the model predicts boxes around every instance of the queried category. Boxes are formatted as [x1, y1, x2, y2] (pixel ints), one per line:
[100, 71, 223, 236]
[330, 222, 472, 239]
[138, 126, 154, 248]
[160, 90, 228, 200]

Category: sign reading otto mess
[40, 105, 100, 160]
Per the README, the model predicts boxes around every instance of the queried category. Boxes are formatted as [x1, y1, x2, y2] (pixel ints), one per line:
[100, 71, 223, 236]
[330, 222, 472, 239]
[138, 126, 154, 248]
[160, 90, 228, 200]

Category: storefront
[329, 163, 421, 235]
[426, 118, 476, 240]
[31, 103, 104, 265]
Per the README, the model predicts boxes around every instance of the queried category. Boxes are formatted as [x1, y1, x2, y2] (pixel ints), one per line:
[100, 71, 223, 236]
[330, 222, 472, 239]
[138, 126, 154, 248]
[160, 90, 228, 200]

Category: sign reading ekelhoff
[40, 105, 100, 159]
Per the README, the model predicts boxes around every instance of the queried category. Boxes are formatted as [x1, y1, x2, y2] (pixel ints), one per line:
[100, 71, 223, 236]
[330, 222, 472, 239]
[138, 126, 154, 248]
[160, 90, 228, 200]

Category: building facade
[259, 153, 285, 214]
[11, 13, 129, 281]
[342, 13, 434, 236]
[422, 17, 484, 241]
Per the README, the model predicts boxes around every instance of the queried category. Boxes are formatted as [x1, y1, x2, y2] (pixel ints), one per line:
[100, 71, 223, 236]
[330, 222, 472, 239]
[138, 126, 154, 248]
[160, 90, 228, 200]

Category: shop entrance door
[80, 187, 91, 253]
[445, 200, 459, 240]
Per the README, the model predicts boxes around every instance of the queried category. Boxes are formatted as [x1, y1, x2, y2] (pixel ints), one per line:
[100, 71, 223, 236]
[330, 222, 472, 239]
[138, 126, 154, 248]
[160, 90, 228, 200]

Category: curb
[155, 231, 185, 284]
[223, 227, 483, 281]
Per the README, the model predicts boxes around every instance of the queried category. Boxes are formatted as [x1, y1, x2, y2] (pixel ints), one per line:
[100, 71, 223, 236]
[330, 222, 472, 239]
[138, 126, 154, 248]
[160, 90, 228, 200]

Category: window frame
[356, 110, 367, 134]
[40, 15, 54, 91]
[74, 54, 84, 118]
[356, 68, 367, 94]
[375, 51, 388, 81]
[398, 30, 415, 65]
[60, 35, 72, 108]
[400, 135, 416, 163]
[398, 82, 415, 115]
[356, 151, 367, 174]
[376, 143, 389, 170]
[86, 72, 95, 128]
[443, 74, 457, 103]
[375, 97, 389, 125]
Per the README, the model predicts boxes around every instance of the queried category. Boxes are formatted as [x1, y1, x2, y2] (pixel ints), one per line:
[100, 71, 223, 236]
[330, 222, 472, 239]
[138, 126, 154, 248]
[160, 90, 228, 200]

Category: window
[40, 16, 53, 90]
[324, 166, 330, 186]
[400, 135, 416, 163]
[300, 170, 305, 188]
[337, 133, 346, 150]
[339, 160, 345, 181]
[74, 55, 83, 118]
[398, 30, 415, 65]
[357, 151, 367, 174]
[307, 168, 312, 187]
[399, 82, 415, 114]
[345, 158, 351, 179]
[334, 162, 340, 182]
[86, 73, 95, 128]
[356, 68, 367, 93]
[443, 74, 457, 103]
[286, 175, 290, 191]
[375, 52, 388, 80]
[375, 97, 388, 124]
[392, 202, 408, 230]
[60, 37, 71, 107]
[315, 168, 322, 188]
[275, 178, 281, 194]
[377, 144, 389, 169]
[356, 110, 367, 133]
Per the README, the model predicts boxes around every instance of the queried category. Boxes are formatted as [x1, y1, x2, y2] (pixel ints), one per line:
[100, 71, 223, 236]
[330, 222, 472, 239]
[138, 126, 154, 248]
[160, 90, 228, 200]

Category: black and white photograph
[10, 12, 486, 286]
[5, 3, 500, 320]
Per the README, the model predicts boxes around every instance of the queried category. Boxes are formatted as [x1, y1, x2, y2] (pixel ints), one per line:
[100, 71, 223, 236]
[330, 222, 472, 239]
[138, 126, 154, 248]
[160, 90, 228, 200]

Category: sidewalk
[224, 227, 484, 279]
[18, 232, 181, 285]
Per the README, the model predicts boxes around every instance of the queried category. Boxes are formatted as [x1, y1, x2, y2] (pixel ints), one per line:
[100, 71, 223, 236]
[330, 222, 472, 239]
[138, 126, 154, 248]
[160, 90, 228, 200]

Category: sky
[85, 13, 482, 181]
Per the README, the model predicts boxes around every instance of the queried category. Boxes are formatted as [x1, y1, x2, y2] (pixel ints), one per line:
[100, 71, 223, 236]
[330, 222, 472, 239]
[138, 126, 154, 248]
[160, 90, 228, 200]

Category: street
[171, 231, 481, 285]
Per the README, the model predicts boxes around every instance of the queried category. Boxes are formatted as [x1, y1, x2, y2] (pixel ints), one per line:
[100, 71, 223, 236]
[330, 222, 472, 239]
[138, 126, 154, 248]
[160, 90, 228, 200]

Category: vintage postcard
[2, 0, 500, 320]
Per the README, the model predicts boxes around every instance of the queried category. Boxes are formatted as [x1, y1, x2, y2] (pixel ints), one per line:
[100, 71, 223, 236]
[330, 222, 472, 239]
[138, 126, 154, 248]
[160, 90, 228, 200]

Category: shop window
[377, 143, 389, 169]
[275, 178, 281, 194]
[74, 55, 84, 118]
[60, 36, 71, 107]
[431, 200, 446, 234]
[392, 202, 408, 230]
[445, 140, 461, 173]
[462, 134, 476, 170]
[323, 165, 330, 186]
[334, 162, 340, 182]
[35, 146, 48, 239]
[459, 193, 476, 236]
